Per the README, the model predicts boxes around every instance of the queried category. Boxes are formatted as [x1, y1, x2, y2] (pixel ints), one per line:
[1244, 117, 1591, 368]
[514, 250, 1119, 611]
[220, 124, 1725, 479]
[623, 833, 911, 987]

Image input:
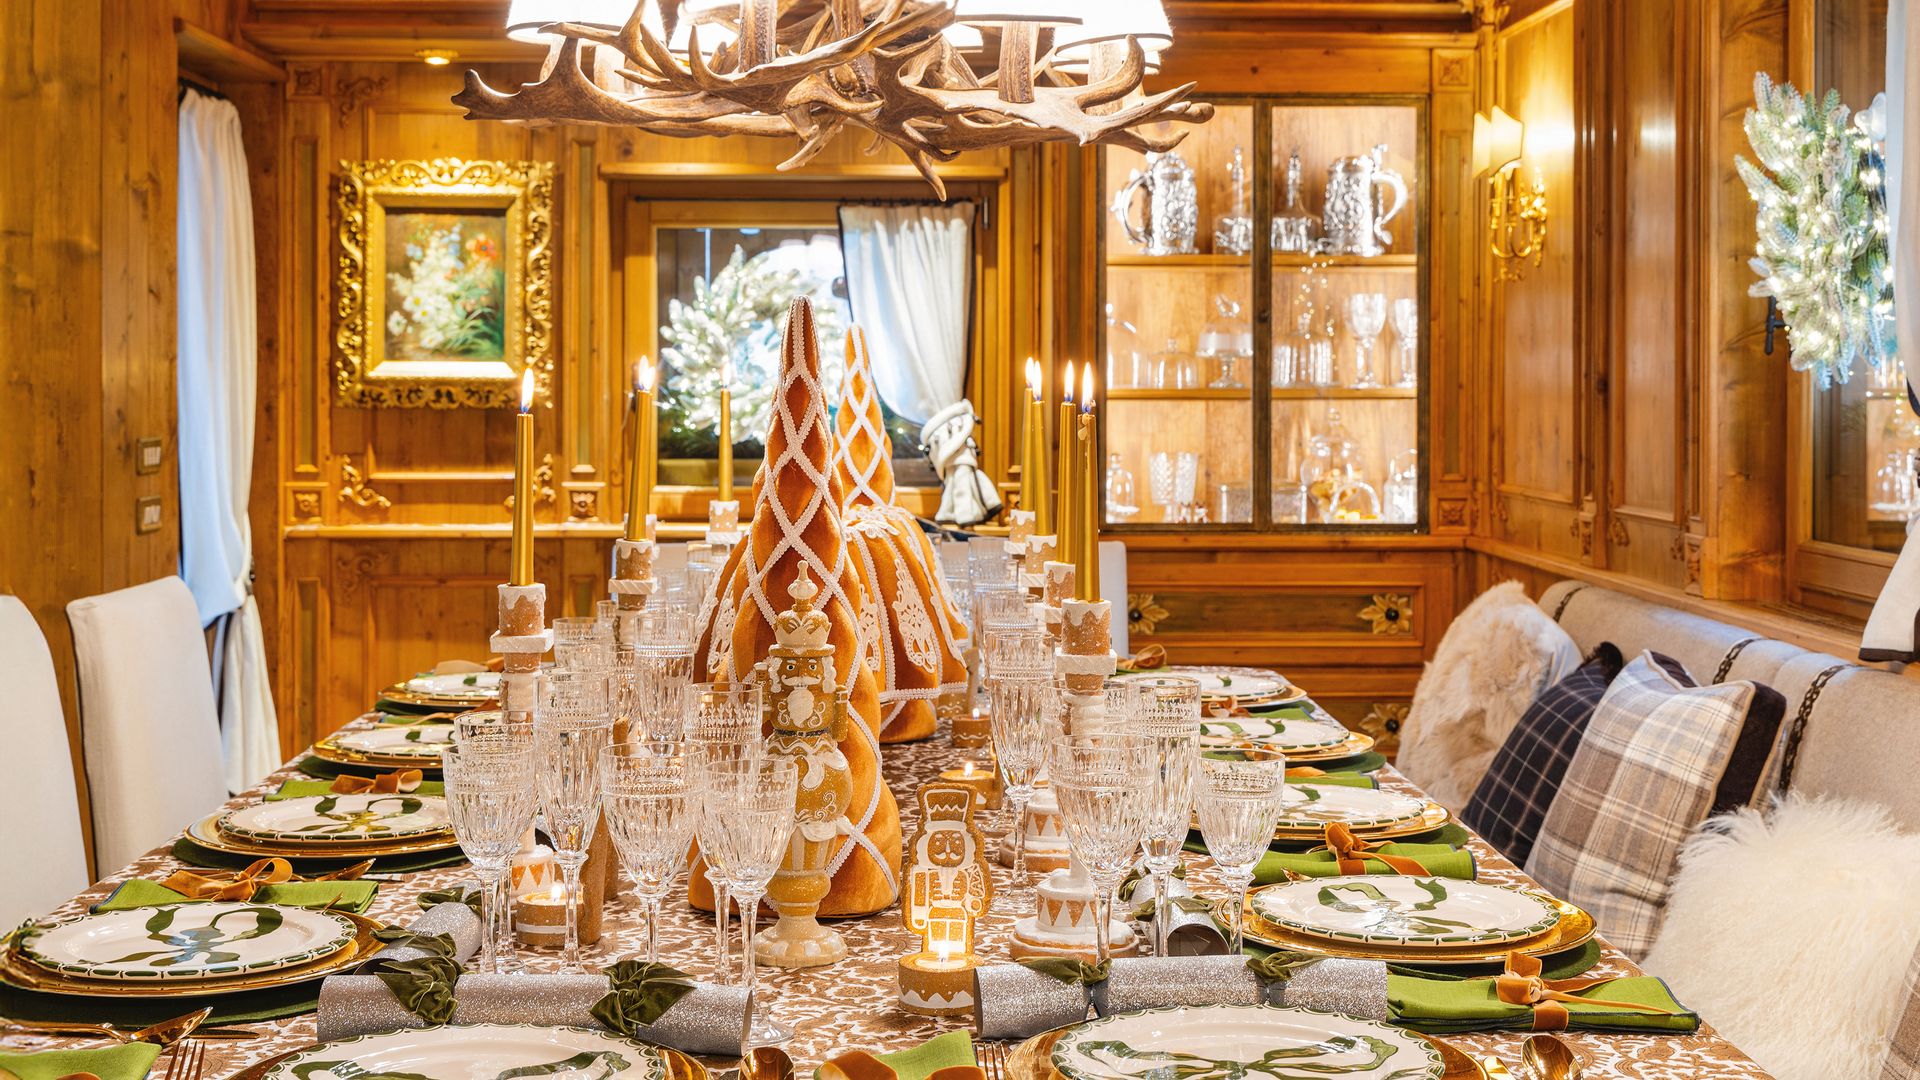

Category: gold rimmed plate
[186, 812, 460, 859]
[1235, 730, 1376, 764]
[1235, 891, 1597, 966]
[310, 733, 449, 772]
[1271, 799, 1452, 842]
[1007, 1017, 1484, 1080]
[0, 911, 383, 998]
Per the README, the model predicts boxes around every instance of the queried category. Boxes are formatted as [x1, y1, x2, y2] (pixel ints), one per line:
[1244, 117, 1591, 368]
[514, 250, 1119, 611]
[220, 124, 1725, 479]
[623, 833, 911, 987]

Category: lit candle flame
[520, 369, 536, 412]
[1080, 363, 1094, 413]
[636, 357, 657, 394]
[960, 760, 977, 777]
[1025, 357, 1041, 401]
[1062, 359, 1076, 405]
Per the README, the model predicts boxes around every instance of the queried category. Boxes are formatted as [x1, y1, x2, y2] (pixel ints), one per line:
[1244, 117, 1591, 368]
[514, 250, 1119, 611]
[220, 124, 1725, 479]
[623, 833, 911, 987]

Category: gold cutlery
[1521, 1034, 1582, 1080]
[161, 1035, 208, 1080]
[741, 1046, 794, 1080]
[979, 1042, 1010, 1080]
[1, 1009, 255, 1047]
[1479, 1056, 1516, 1079]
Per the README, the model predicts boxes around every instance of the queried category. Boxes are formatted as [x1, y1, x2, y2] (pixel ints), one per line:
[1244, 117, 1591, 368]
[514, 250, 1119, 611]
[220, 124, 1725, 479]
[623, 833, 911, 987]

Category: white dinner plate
[1050, 1003, 1441, 1080]
[18, 903, 359, 983]
[217, 793, 450, 843]
[265, 1024, 671, 1080]
[1274, 783, 1430, 830]
[404, 671, 502, 698]
[1249, 875, 1561, 947]
[1120, 666, 1300, 703]
[1198, 714, 1351, 750]
[333, 723, 456, 758]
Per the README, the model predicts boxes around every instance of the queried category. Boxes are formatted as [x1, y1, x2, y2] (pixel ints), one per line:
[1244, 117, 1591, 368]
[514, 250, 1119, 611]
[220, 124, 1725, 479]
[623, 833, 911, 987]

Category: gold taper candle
[625, 359, 656, 542]
[1023, 358, 1049, 534]
[718, 357, 735, 501]
[1055, 360, 1078, 572]
[1078, 365, 1100, 602]
[511, 369, 537, 586]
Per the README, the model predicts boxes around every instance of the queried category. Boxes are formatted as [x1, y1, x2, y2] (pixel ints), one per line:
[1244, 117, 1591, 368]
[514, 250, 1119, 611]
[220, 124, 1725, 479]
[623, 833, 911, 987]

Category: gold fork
[980, 1041, 1009, 1080]
[162, 1033, 210, 1080]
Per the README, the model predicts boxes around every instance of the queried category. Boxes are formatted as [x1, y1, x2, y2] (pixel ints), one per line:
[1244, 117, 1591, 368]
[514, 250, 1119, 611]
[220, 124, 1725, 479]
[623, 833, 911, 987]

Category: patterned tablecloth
[0, 716, 1773, 1080]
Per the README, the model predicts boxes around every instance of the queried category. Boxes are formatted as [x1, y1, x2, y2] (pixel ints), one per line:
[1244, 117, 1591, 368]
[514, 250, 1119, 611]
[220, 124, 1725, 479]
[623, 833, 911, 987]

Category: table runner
[0, 713, 1774, 1079]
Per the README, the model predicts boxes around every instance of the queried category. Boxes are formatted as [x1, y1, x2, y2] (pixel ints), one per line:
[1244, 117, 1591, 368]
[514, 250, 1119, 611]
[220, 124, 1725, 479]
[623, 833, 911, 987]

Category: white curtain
[837, 202, 976, 425]
[178, 89, 279, 788]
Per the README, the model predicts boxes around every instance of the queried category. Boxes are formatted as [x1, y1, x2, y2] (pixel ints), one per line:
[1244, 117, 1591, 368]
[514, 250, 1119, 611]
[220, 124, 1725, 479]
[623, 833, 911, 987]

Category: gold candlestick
[1078, 366, 1100, 602]
[718, 358, 735, 502]
[1022, 358, 1048, 533]
[1055, 360, 1078, 574]
[626, 359, 656, 542]
[511, 370, 536, 586]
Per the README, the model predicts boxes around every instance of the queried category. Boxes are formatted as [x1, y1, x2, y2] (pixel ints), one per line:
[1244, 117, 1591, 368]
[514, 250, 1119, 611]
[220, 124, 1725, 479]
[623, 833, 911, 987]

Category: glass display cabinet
[1099, 97, 1427, 532]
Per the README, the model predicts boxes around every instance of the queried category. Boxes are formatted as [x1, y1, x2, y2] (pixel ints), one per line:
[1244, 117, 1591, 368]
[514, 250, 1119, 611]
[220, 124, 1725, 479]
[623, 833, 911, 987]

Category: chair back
[0, 596, 90, 922]
[66, 576, 226, 872]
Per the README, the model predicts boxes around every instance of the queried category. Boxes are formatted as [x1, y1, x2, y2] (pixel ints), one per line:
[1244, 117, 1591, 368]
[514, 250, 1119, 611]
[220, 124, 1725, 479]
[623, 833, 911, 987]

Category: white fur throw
[1396, 582, 1579, 812]
[1642, 795, 1920, 1080]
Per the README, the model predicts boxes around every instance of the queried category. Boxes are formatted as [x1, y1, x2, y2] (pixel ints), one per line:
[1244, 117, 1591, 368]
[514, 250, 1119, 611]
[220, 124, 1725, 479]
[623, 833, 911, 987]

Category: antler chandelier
[454, 0, 1212, 197]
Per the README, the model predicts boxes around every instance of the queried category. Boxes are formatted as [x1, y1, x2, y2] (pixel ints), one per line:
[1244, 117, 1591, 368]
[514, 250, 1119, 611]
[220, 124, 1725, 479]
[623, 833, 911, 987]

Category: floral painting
[382, 211, 508, 362]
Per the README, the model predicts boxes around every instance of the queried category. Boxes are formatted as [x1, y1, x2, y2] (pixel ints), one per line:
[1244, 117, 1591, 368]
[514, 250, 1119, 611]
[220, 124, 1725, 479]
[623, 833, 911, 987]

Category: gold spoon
[741, 1046, 795, 1080]
[1521, 1034, 1582, 1080]
[1479, 1057, 1516, 1080]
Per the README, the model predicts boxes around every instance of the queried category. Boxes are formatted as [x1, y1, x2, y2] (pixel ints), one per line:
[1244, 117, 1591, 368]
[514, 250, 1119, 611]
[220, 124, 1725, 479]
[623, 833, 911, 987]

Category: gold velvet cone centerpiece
[691, 297, 903, 923]
[833, 327, 969, 744]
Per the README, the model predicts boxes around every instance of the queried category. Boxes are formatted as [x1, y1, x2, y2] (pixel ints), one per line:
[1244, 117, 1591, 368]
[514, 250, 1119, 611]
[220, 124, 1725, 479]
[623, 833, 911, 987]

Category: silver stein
[1319, 146, 1409, 258]
[1111, 150, 1199, 256]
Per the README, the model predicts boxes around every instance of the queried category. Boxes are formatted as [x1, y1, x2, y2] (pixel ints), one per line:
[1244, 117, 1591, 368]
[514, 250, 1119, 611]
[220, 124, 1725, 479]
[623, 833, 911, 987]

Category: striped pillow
[1524, 651, 1786, 958]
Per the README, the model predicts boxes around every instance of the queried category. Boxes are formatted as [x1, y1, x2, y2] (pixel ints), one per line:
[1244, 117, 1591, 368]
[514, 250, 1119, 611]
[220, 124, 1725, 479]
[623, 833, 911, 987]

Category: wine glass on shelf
[1344, 292, 1389, 389]
[1148, 452, 1174, 523]
[534, 672, 615, 973]
[600, 740, 697, 965]
[1125, 676, 1201, 956]
[987, 673, 1057, 895]
[1106, 453, 1140, 523]
[1048, 733, 1154, 964]
[710, 755, 799, 1047]
[1195, 754, 1291, 953]
[441, 741, 537, 975]
[1390, 297, 1420, 388]
[1174, 452, 1200, 522]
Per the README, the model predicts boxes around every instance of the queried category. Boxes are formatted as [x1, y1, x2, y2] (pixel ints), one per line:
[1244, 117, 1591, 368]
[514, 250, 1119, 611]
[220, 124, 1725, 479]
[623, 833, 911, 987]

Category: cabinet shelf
[1272, 387, 1419, 400]
[1109, 388, 1253, 401]
[1107, 253, 1251, 268]
[1273, 253, 1418, 269]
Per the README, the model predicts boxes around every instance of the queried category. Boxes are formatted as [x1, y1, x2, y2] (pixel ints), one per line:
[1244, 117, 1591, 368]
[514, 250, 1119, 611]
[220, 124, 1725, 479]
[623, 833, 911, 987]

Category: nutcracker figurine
[897, 783, 992, 1017]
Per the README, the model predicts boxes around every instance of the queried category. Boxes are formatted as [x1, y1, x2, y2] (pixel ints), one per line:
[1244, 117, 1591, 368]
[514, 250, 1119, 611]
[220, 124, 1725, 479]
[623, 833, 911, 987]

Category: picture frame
[334, 157, 553, 408]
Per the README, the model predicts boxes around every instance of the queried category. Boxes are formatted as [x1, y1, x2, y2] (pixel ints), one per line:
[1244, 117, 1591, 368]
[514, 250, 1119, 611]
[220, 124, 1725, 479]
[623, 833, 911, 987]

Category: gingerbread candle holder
[1022, 534, 1056, 594]
[609, 535, 657, 644]
[898, 784, 991, 1017]
[491, 582, 553, 716]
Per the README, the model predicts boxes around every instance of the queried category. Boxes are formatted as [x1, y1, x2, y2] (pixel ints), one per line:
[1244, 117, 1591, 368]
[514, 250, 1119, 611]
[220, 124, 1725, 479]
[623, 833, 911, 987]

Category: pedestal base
[897, 952, 979, 1017]
[1007, 867, 1139, 961]
[753, 912, 847, 969]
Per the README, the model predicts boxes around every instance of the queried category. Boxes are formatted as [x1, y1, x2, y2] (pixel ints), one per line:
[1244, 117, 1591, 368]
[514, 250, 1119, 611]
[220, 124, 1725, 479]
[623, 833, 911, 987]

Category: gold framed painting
[334, 158, 553, 408]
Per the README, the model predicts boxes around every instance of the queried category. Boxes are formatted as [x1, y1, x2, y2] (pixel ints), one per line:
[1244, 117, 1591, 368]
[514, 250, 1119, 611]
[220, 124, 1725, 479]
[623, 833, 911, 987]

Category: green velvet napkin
[268, 778, 444, 799]
[92, 877, 378, 914]
[874, 1031, 977, 1080]
[1284, 774, 1375, 789]
[0, 1043, 161, 1080]
[1388, 971, 1699, 1034]
[1249, 843, 1474, 883]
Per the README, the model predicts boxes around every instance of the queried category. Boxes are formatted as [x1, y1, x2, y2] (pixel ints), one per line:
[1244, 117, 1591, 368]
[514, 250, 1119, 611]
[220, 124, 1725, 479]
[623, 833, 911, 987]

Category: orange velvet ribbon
[1309, 822, 1434, 876]
[1284, 766, 1328, 778]
[1489, 952, 1678, 1031]
[156, 856, 372, 902]
[819, 1051, 984, 1080]
[1205, 703, 1253, 719]
[330, 768, 425, 794]
[1116, 644, 1167, 673]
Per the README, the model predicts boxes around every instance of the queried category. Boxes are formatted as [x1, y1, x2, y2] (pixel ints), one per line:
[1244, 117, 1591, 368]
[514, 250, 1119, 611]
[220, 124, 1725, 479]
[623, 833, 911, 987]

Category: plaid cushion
[1461, 643, 1625, 866]
[1524, 651, 1787, 958]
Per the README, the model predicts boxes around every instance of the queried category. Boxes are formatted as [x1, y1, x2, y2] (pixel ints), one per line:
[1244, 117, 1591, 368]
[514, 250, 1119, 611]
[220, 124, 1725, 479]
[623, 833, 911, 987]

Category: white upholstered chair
[0, 596, 91, 923]
[66, 576, 228, 873]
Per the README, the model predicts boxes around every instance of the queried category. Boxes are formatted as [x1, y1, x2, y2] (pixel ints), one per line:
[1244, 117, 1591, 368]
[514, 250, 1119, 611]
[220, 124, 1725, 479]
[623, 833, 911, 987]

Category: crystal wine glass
[626, 608, 696, 741]
[1390, 297, 1420, 388]
[534, 673, 615, 973]
[1048, 733, 1154, 964]
[1195, 754, 1290, 953]
[600, 741, 697, 964]
[1125, 677, 1202, 956]
[441, 741, 537, 975]
[449, 711, 532, 972]
[709, 755, 799, 1047]
[1148, 452, 1175, 523]
[689, 749, 740, 985]
[1344, 292, 1389, 389]
[987, 673, 1057, 893]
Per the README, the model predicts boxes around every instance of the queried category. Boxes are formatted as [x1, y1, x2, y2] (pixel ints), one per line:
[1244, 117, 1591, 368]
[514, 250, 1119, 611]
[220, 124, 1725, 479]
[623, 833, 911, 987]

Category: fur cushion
[1642, 795, 1920, 1080]
[1397, 582, 1580, 811]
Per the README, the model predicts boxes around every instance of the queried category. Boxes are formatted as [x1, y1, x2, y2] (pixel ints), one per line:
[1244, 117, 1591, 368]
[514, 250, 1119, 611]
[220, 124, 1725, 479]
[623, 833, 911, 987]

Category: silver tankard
[1111, 150, 1199, 256]
[1319, 146, 1408, 258]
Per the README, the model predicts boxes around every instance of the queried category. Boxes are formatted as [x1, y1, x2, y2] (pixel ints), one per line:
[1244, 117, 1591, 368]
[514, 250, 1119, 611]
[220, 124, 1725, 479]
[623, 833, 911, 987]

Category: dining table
[0, 691, 1774, 1080]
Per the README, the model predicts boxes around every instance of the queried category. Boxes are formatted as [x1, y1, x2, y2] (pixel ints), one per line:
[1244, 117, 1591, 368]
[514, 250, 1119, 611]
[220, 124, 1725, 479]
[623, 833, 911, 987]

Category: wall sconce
[1472, 107, 1549, 281]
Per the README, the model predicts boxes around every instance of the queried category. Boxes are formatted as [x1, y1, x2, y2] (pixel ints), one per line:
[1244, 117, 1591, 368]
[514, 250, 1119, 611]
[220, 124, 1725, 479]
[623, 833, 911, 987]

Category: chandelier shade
[1052, 0, 1170, 55]
[950, 0, 1083, 24]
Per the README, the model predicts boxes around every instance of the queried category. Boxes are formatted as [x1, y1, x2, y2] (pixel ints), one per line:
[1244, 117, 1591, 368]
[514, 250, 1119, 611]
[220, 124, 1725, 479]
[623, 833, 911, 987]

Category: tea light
[951, 709, 991, 750]
[897, 943, 981, 1018]
[940, 759, 1001, 810]
[898, 784, 991, 1018]
[514, 880, 602, 948]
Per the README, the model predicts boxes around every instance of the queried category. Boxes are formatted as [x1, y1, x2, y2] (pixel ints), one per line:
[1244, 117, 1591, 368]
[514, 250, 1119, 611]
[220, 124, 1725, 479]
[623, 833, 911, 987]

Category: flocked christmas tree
[659, 246, 845, 456]
[1736, 72, 1896, 388]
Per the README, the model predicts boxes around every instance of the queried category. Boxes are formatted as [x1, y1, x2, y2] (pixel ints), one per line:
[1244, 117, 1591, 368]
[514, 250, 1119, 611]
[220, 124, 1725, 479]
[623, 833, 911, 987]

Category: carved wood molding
[336, 455, 392, 510]
[333, 75, 388, 125]
[503, 453, 557, 511]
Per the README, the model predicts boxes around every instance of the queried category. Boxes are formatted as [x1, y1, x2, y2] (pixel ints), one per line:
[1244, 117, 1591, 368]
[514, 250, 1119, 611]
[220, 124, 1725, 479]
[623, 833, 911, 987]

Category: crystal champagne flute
[1126, 676, 1202, 955]
[534, 672, 615, 973]
[710, 755, 798, 1047]
[600, 741, 697, 964]
[987, 673, 1057, 894]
